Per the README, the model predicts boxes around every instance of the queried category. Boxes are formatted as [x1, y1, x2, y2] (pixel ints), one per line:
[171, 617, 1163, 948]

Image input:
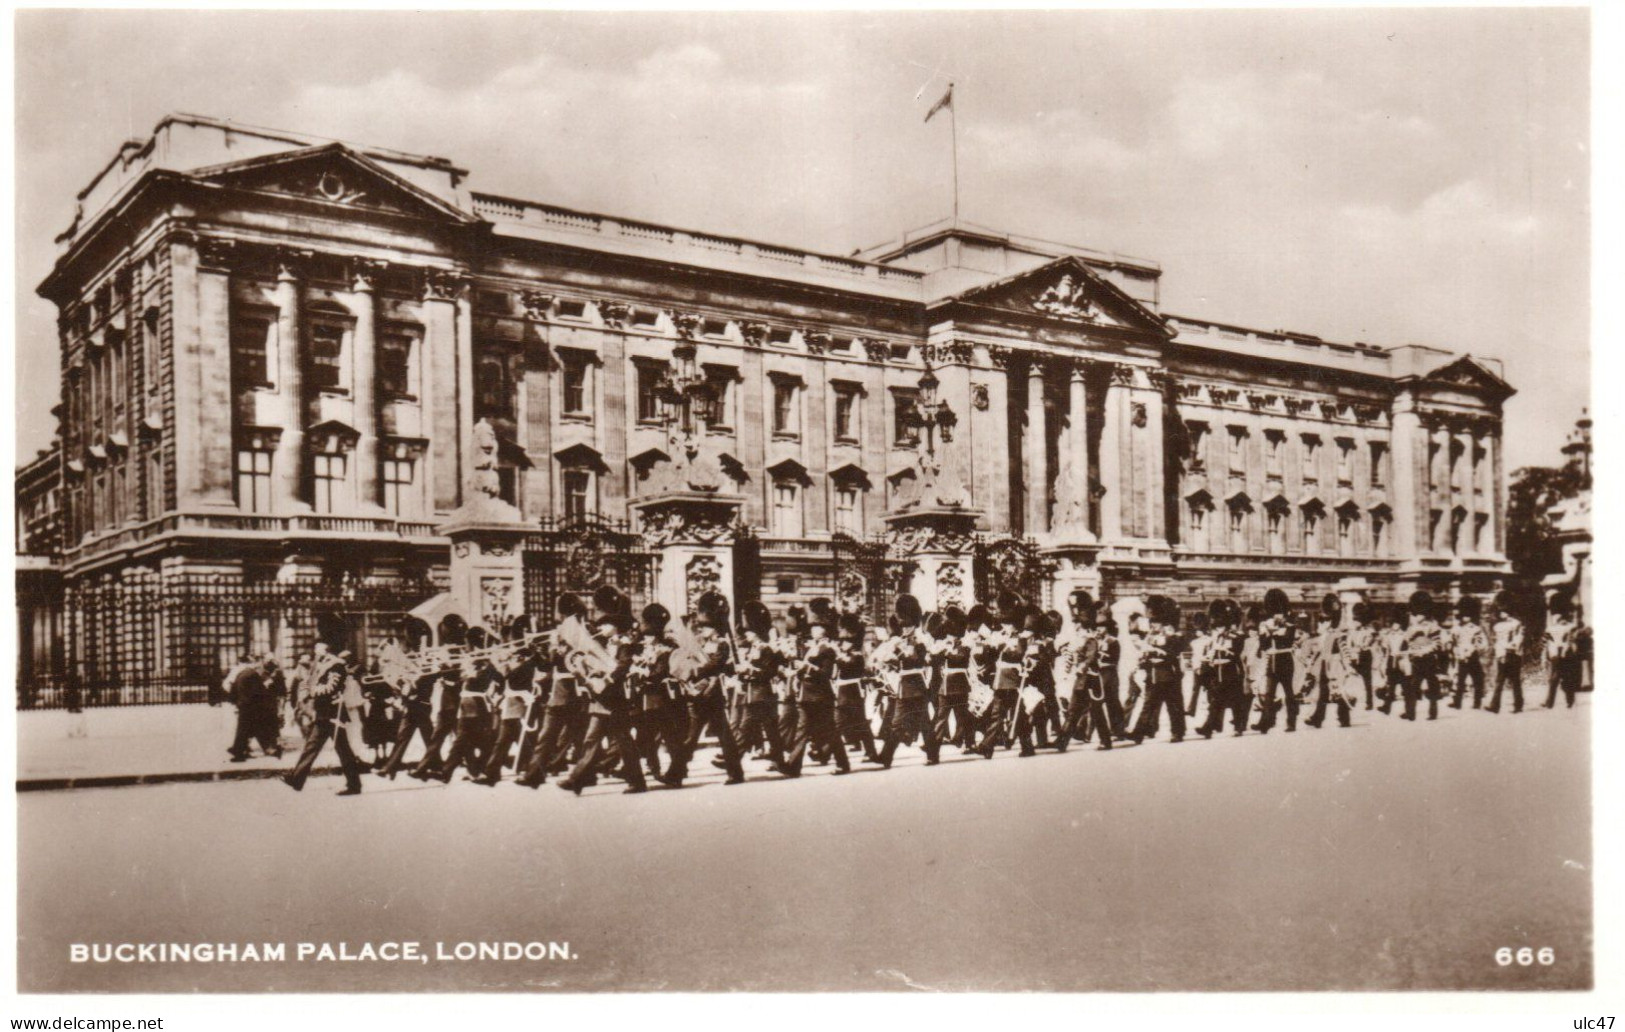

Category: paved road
[19, 700, 1591, 992]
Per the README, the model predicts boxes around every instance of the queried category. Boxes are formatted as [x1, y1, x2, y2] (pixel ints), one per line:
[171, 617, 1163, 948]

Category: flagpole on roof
[924, 80, 958, 223]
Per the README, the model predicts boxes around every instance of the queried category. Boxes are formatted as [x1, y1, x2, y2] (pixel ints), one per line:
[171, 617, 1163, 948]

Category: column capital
[520, 290, 555, 320]
[924, 340, 976, 366]
[196, 236, 238, 274]
[984, 344, 1015, 369]
[596, 299, 632, 329]
[860, 336, 891, 362]
[275, 247, 314, 283]
[348, 258, 388, 293]
[666, 309, 701, 340]
[423, 268, 468, 302]
[739, 321, 769, 349]
[1107, 362, 1137, 388]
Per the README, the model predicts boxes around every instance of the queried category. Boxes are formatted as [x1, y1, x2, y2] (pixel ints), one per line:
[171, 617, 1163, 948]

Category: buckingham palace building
[18, 114, 1514, 703]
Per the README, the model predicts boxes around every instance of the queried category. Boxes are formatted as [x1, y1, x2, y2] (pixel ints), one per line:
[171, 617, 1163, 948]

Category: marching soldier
[1054, 590, 1110, 751]
[427, 656, 502, 783]
[972, 592, 1032, 759]
[662, 591, 746, 787]
[1542, 593, 1581, 709]
[835, 611, 884, 764]
[1129, 595, 1187, 744]
[735, 600, 793, 774]
[1195, 599, 1250, 738]
[1254, 588, 1299, 734]
[774, 606, 807, 747]
[1184, 610, 1213, 721]
[930, 606, 975, 751]
[1451, 596, 1489, 709]
[282, 648, 364, 795]
[1377, 606, 1407, 715]
[1305, 594, 1355, 730]
[475, 639, 544, 786]
[376, 664, 444, 780]
[1399, 591, 1445, 721]
[873, 595, 940, 769]
[627, 603, 680, 781]
[779, 599, 853, 776]
[515, 595, 588, 788]
[1486, 591, 1525, 714]
[559, 587, 647, 795]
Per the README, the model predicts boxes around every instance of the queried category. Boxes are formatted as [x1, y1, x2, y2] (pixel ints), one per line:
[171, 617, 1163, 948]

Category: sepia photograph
[8, 5, 1597, 1002]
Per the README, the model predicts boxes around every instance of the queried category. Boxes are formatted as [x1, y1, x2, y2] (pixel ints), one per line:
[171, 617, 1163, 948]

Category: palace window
[635, 360, 665, 425]
[145, 448, 165, 518]
[1184, 421, 1209, 471]
[1265, 429, 1286, 477]
[772, 480, 802, 536]
[311, 452, 347, 514]
[1429, 508, 1444, 552]
[833, 383, 862, 443]
[377, 325, 420, 399]
[1335, 502, 1360, 558]
[1474, 512, 1490, 552]
[235, 447, 273, 514]
[1371, 508, 1390, 556]
[834, 485, 861, 536]
[560, 355, 591, 417]
[1227, 495, 1252, 552]
[771, 375, 803, 437]
[892, 388, 921, 447]
[1336, 438, 1356, 485]
[382, 454, 416, 517]
[232, 315, 273, 389]
[562, 469, 592, 519]
[475, 350, 516, 421]
[143, 308, 161, 398]
[1226, 425, 1247, 473]
[1301, 434, 1322, 483]
[704, 365, 738, 431]
[1301, 502, 1324, 555]
[307, 321, 347, 394]
[1369, 441, 1388, 487]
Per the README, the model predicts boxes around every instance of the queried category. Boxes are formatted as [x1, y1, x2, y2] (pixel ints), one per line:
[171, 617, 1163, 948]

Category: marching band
[275, 584, 1586, 797]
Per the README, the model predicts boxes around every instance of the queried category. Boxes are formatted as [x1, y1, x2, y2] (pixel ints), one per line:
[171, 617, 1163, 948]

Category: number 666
[1496, 947, 1555, 966]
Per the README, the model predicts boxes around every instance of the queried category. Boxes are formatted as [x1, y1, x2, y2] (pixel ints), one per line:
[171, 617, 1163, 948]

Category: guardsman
[1183, 610, 1212, 721]
[1028, 611, 1063, 749]
[1399, 591, 1445, 721]
[429, 655, 502, 783]
[835, 611, 884, 764]
[1254, 588, 1299, 734]
[774, 606, 807, 747]
[475, 639, 542, 786]
[735, 600, 792, 774]
[972, 592, 1031, 759]
[780, 599, 853, 776]
[559, 587, 647, 795]
[1486, 591, 1525, 714]
[662, 591, 746, 787]
[1196, 599, 1249, 738]
[282, 649, 364, 795]
[377, 663, 443, 780]
[1541, 593, 1581, 709]
[870, 595, 940, 769]
[1130, 595, 1187, 744]
[627, 603, 679, 780]
[1053, 590, 1106, 751]
[930, 606, 976, 751]
[515, 595, 588, 788]
[1450, 597, 1490, 710]
[1306, 594, 1355, 730]
[1377, 606, 1407, 715]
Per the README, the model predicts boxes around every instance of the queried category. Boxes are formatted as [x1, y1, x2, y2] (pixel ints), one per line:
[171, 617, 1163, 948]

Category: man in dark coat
[281, 652, 363, 795]
[228, 655, 283, 761]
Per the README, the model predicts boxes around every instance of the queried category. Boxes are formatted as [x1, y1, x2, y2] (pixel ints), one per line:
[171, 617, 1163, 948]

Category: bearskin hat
[1263, 588, 1291, 618]
[1351, 601, 1372, 624]
[1219, 598, 1243, 627]
[965, 603, 991, 629]
[1321, 593, 1341, 618]
[557, 593, 586, 621]
[837, 612, 865, 641]
[1146, 595, 1181, 626]
[1190, 611, 1211, 632]
[943, 606, 968, 637]
[785, 604, 808, 634]
[641, 603, 671, 631]
[808, 597, 838, 631]
[1245, 603, 1266, 626]
[1457, 596, 1482, 622]
[741, 599, 772, 638]
[1068, 589, 1097, 614]
[1045, 610, 1065, 636]
[925, 612, 947, 638]
[996, 590, 1024, 623]
[894, 593, 924, 627]
[1548, 592, 1574, 617]
[694, 590, 730, 630]
[1207, 598, 1230, 626]
[1023, 610, 1049, 635]
[1494, 589, 1515, 613]
[1408, 590, 1434, 619]
[593, 585, 627, 616]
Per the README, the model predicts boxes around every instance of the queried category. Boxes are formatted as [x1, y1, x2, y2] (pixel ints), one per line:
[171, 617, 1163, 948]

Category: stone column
[351, 262, 380, 511]
[192, 238, 235, 506]
[1432, 424, 1452, 553]
[1455, 422, 1476, 553]
[455, 282, 476, 511]
[1025, 358, 1049, 535]
[1486, 427, 1504, 555]
[423, 271, 461, 514]
[1065, 361, 1095, 542]
[1099, 363, 1131, 543]
[272, 252, 306, 513]
[1143, 373, 1169, 542]
[1389, 392, 1420, 561]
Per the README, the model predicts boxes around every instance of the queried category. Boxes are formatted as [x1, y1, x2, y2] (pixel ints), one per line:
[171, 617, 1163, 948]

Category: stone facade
[23, 114, 1514, 694]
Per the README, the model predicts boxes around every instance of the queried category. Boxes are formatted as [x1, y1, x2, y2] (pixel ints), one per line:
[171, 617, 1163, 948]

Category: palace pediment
[1417, 355, 1514, 400]
[189, 143, 479, 225]
[943, 256, 1171, 339]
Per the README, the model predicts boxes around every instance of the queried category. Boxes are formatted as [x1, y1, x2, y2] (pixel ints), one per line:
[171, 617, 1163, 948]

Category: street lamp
[905, 356, 958, 458]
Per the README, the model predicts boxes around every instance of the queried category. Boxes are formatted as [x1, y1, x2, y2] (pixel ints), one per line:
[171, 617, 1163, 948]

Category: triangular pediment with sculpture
[1418, 355, 1514, 401]
[945, 256, 1171, 340]
[189, 143, 479, 225]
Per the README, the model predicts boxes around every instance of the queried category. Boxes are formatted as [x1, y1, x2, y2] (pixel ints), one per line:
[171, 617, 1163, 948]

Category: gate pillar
[632, 492, 744, 619]
[885, 505, 982, 614]
[436, 419, 529, 635]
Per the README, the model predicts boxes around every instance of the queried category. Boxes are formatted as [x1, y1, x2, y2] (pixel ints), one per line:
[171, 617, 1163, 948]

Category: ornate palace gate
[521, 514, 659, 624]
[973, 535, 1056, 609]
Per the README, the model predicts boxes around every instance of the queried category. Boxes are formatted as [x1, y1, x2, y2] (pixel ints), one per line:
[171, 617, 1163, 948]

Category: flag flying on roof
[925, 83, 953, 123]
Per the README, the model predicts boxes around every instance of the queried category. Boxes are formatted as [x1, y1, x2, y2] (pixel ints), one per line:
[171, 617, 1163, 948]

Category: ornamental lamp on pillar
[884, 356, 984, 614]
[432, 418, 530, 639]
[631, 327, 743, 618]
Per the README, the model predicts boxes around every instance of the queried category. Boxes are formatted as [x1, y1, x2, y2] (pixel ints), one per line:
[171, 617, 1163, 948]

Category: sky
[12, 8, 1590, 471]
